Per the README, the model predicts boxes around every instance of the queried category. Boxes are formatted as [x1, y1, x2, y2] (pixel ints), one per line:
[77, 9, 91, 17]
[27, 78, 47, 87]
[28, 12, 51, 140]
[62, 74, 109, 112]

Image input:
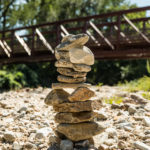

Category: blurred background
[1, 0, 150, 90]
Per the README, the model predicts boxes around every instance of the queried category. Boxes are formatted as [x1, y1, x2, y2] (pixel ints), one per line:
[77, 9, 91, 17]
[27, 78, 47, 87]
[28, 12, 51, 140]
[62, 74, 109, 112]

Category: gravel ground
[0, 86, 150, 150]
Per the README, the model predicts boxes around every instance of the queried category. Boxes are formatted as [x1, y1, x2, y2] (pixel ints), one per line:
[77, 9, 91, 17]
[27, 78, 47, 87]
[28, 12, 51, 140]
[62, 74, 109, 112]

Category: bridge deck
[1, 6, 150, 64]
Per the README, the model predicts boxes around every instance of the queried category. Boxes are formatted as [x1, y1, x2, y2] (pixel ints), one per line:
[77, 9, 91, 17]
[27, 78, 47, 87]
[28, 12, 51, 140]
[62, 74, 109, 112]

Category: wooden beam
[0, 40, 10, 57]
[15, 33, 31, 55]
[89, 21, 115, 50]
[123, 15, 150, 43]
[114, 25, 131, 43]
[35, 28, 54, 53]
[61, 32, 65, 37]
[86, 30, 101, 46]
[60, 25, 69, 35]
[3, 40, 12, 52]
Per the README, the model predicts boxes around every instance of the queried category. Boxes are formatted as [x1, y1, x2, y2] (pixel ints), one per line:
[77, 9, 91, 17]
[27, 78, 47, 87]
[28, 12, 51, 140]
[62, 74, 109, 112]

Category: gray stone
[134, 141, 150, 150]
[73, 64, 91, 72]
[60, 140, 73, 150]
[128, 105, 136, 114]
[13, 141, 23, 150]
[55, 59, 73, 68]
[57, 75, 86, 83]
[69, 46, 94, 65]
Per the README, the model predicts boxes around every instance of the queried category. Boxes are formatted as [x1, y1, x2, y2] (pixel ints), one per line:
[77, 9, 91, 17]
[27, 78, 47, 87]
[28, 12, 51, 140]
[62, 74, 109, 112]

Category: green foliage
[142, 93, 150, 100]
[120, 76, 150, 92]
[104, 96, 123, 104]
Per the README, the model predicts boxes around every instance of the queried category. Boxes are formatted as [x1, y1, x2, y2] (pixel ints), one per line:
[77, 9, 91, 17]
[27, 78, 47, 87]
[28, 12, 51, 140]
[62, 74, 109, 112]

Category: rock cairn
[44, 34, 105, 148]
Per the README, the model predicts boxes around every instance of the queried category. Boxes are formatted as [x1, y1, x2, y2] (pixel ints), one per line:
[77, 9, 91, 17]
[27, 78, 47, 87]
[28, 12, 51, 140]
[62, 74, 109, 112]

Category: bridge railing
[0, 6, 150, 63]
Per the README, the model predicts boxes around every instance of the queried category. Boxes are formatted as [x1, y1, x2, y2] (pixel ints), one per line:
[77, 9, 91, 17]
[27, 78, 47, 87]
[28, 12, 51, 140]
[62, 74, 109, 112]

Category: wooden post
[117, 15, 121, 50]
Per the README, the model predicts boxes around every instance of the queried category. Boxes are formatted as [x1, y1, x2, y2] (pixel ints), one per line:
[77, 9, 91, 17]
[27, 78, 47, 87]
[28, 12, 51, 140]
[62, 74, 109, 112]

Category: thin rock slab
[57, 75, 86, 83]
[53, 100, 92, 112]
[57, 68, 87, 78]
[56, 34, 89, 51]
[55, 59, 91, 72]
[69, 46, 94, 65]
[57, 122, 105, 141]
[55, 112, 95, 123]
[52, 83, 91, 89]
[44, 89, 69, 106]
[55, 50, 69, 60]
[68, 87, 95, 102]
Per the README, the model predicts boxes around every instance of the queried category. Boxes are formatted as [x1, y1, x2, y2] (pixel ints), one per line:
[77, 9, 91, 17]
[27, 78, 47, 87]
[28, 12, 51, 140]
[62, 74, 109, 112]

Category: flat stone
[55, 59, 91, 72]
[69, 46, 94, 65]
[53, 100, 92, 112]
[68, 87, 95, 102]
[55, 50, 69, 60]
[57, 122, 105, 141]
[73, 64, 91, 72]
[57, 68, 87, 78]
[44, 89, 69, 106]
[143, 117, 150, 127]
[55, 59, 73, 68]
[134, 141, 150, 150]
[56, 34, 89, 51]
[55, 112, 95, 123]
[52, 83, 91, 89]
[57, 75, 86, 83]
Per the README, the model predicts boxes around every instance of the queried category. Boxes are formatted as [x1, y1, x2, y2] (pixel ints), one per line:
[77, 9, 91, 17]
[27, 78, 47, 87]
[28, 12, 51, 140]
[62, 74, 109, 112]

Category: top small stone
[56, 34, 89, 51]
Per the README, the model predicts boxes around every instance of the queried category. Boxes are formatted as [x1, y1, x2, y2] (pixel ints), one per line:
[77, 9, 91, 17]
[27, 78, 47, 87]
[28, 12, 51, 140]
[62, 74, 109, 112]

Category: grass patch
[119, 76, 150, 92]
[142, 93, 150, 100]
[104, 96, 123, 104]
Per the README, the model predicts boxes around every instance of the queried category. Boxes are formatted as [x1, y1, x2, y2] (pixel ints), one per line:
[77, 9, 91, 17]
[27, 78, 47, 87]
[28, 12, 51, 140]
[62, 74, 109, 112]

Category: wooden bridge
[1, 6, 150, 64]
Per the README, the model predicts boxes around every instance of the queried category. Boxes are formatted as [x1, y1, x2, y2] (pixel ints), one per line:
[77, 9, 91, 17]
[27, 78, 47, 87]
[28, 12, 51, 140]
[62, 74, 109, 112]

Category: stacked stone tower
[45, 34, 105, 148]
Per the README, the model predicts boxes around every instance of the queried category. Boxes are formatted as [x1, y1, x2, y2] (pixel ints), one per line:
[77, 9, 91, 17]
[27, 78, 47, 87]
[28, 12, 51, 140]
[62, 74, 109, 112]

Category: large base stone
[44, 89, 69, 106]
[57, 75, 86, 83]
[55, 112, 95, 123]
[57, 68, 87, 78]
[57, 122, 105, 141]
[68, 87, 95, 102]
[53, 100, 92, 112]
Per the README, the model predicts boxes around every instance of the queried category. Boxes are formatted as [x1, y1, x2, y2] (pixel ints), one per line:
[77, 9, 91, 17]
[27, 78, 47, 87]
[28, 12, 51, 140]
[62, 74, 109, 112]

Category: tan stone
[52, 83, 91, 89]
[55, 112, 95, 123]
[73, 64, 91, 72]
[55, 60, 91, 72]
[56, 34, 89, 51]
[69, 46, 94, 65]
[44, 89, 69, 106]
[55, 59, 73, 68]
[68, 87, 95, 102]
[57, 68, 87, 78]
[57, 75, 86, 83]
[55, 50, 69, 60]
[57, 122, 105, 141]
[53, 100, 92, 112]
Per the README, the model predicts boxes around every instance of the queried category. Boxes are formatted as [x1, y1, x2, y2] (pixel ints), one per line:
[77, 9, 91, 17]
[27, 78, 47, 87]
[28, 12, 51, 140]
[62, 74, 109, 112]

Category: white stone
[128, 106, 136, 114]
[69, 46, 94, 65]
[13, 141, 23, 150]
[143, 117, 150, 127]
[35, 127, 53, 139]
[134, 141, 150, 150]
